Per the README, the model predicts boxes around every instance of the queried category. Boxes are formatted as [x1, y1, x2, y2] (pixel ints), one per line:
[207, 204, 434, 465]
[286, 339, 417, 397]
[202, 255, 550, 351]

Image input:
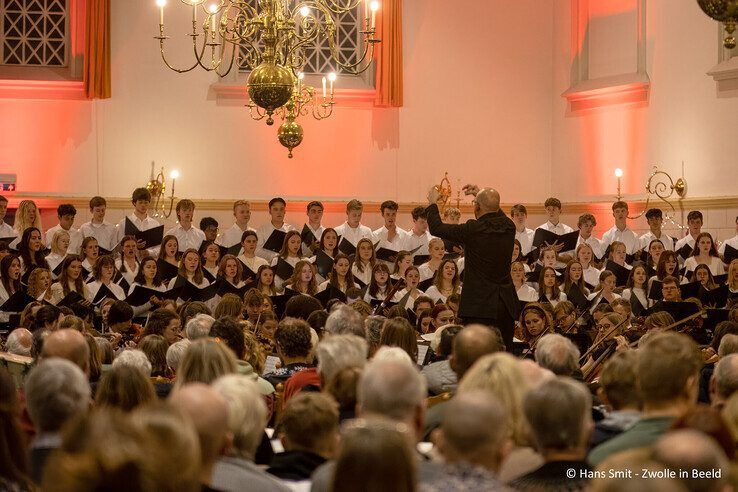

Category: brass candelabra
[146, 162, 179, 219]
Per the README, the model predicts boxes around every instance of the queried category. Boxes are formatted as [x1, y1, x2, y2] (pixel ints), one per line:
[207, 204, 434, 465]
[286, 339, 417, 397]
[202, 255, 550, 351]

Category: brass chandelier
[155, 0, 381, 156]
[697, 0, 738, 49]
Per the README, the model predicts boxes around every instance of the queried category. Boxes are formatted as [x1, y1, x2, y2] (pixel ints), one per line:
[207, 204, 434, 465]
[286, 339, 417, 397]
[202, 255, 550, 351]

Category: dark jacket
[426, 204, 517, 319]
[267, 450, 326, 481]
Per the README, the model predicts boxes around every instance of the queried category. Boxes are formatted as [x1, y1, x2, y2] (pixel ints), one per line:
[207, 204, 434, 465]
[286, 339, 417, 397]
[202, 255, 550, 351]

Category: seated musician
[517, 303, 554, 350]
[661, 275, 682, 302]
[580, 313, 630, 380]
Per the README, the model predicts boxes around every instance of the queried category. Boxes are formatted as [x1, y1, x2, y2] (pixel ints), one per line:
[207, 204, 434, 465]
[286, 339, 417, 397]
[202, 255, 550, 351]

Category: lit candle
[322, 76, 327, 100]
[209, 4, 217, 32]
[370, 1, 379, 29]
[170, 170, 179, 196]
[156, 0, 167, 25]
[328, 72, 336, 97]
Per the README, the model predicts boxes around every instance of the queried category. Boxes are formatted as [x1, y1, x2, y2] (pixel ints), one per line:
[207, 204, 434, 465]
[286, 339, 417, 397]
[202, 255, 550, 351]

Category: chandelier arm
[213, 34, 239, 77]
[316, 0, 363, 15]
[324, 32, 377, 74]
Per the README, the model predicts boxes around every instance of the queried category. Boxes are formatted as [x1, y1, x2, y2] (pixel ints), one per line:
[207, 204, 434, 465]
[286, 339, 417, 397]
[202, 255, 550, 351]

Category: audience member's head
[450, 324, 505, 379]
[138, 334, 171, 378]
[711, 353, 738, 408]
[284, 294, 322, 321]
[185, 313, 215, 340]
[718, 333, 738, 357]
[379, 317, 418, 362]
[325, 305, 365, 337]
[169, 383, 230, 486]
[0, 367, 31, 489]
[637, 332, 702, 411]
[40, 328, 90, 376]
[436, 391, 511, 473]
[274, 317, 313, 363]
[597, 350, 641, 411]
[459, 352, 530, 446]
[212, 375, 267, 461]
[534, 333, 580, 377]
[652, 430, 729, 492]
[174, 339, 238, 389]
[523, 376, 592, 459]
[279, 393, 339, 459]
[325, 366, 363, 421]
[316, 334, 368, 387]
[6, 328, 32, 356]
[95, 364, 156, 411]
[166, 338, 192, 374]
[112, 349, 153, 377]
[373, 346, 414, 365]
[358, 359, 427, 441]
[25, 358, 91, 434]
[208, 317, 245, 360]
[671, 406, 736, 459]
[331, 418, 416, 492]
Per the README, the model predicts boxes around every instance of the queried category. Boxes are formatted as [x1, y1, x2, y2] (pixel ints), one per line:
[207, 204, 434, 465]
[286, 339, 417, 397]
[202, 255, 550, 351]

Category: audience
[511, 377, 593, 491]
[324, 305, 364, 337]
[5, 328, 32, 356]
[0, 368, 32, 491]
[423, 324, 505, 440]
[25, 358, 91, 483]
[534, 333, 580, 377]
[589, 332, 702, 465]
[263, 317, 314, 388]
[112, 348, 152, 377]
[211, 374, 289, 492]
[421, 325, 461, 396]
[170, 383, 231, 491]
[185, 313, 215, 340]
[710, 353, 738, 411]
[591, 350, 642, 448]
[95, 364, 156, 411]
[267, 393, 339, 486]
[428, 391, 511, 490]
[331, 418, 416, 492]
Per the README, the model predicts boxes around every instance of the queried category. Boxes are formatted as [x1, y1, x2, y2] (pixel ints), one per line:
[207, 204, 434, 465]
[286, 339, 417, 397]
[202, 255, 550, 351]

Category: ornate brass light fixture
[155, 0, 381, 156]
[697, 0, 738, 49]
[626, 166, 688, 230]
[146, 162, 179, 219]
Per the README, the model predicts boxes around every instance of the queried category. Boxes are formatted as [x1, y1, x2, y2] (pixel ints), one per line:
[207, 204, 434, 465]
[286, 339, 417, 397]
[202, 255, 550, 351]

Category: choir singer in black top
[426, 184, 518, 350]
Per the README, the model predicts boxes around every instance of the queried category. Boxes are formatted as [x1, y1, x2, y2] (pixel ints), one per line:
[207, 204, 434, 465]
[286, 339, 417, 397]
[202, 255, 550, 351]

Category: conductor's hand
[427, 186, 442, 205]
[462, 184, 480, 196]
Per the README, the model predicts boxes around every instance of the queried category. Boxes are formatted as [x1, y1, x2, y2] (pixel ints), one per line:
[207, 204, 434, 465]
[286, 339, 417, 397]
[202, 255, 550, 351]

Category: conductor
[426, 184, 518, 350]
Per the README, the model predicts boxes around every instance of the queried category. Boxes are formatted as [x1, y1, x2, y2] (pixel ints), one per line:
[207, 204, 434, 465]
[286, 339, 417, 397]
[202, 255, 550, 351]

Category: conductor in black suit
[426, 184, 518, 350]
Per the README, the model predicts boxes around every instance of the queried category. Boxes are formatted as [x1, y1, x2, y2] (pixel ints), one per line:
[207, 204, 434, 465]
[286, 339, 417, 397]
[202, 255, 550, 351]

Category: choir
[2, 190, 738, 358]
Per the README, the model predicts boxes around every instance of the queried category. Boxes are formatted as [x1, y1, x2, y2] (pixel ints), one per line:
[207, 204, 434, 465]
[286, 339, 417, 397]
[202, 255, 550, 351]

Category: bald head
[6, 328, 32, 356]
[475, 188, 500, 215]
[653, 430, 728, 492]
[451, 324, 505, 379]
[41, 329, 89, 375]
[439, 391, 509, 471]
[170, 383, 229, 469]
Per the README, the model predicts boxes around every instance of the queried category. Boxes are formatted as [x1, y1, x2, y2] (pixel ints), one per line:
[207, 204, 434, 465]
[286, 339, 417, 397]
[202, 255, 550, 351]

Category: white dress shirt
[256, 222, 295, 262]
[583, 265, 602, 288]
[425, 285, 462, 305]
[537, 221, 574, 235]
[116, 214, 161, 257]
[639, 231, 675, 251]
[601, 225, 640, 255]
[683, 256, 725, 276]
[115, 258, 140, 286]
[719, 235, 738, 256]
[237, 255, 269, 275]
[622, 287, 651, 310]
[87, 280, 126, 301]
[0, 222, 16, 240]
[351, 263, 373, 287]
[166, 224, 206, 252]
[576, 235, 604, 260]
[216, 223, 255, 249]
[45, 225, 83, 255]
[301, 223, 325, 256]
[515, 228, 535, 255]
[675, 234, 698, 254]
[516, 284, 538, 302]
[418, 263, 436, 282]
[334, 222, 373, 247]
[372, 226, 409, 251]
[45, 252, 66, 279]
[79, 220, 117, 252]
[403, 229, 433, 256]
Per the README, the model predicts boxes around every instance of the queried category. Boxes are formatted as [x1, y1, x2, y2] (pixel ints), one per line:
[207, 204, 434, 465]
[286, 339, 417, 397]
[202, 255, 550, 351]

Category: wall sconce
[146, 161, 179, 219]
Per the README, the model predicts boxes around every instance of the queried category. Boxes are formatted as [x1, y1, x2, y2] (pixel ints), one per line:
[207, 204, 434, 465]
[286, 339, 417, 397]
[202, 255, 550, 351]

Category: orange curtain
[374, 0, 403, 107]
[84, 0, 111, 99]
